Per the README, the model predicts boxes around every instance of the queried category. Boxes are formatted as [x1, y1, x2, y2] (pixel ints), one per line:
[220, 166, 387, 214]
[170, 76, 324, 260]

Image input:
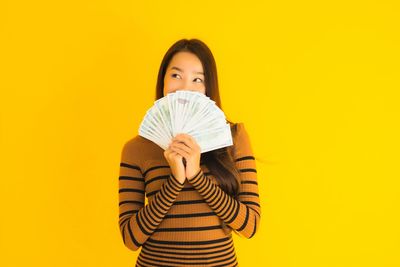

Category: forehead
[168, 52, 203, 71]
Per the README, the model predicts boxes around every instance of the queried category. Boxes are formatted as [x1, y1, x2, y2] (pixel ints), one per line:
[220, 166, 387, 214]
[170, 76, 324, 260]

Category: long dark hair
[155, 38, 241, 200]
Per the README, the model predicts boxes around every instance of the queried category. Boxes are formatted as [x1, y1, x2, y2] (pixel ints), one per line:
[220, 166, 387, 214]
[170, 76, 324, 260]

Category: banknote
[139, 90, 233, 153]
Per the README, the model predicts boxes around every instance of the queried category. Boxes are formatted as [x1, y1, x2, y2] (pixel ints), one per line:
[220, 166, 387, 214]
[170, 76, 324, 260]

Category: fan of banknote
[138, 90, 233, 153]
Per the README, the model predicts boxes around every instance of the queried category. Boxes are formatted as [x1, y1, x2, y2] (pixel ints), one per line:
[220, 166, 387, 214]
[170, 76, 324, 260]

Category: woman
[118, 38, 261, 267]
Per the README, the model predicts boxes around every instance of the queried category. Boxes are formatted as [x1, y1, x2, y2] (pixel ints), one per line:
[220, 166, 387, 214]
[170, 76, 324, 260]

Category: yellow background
[1, 0, 399, 266]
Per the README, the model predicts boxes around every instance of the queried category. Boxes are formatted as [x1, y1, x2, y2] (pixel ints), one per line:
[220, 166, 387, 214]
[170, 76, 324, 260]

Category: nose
[182, 78, 194, 90]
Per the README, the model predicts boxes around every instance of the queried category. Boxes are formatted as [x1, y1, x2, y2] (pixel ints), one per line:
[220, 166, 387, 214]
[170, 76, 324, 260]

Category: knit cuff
[187, 168, 203, 182]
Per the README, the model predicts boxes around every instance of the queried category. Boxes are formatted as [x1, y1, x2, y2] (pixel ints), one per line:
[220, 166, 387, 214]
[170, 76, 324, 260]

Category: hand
[169, 133, 201, 180]
[163, 145, 186, 184]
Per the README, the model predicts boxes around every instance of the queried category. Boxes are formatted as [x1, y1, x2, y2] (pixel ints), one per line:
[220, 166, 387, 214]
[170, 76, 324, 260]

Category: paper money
[139, 90, 233, 153]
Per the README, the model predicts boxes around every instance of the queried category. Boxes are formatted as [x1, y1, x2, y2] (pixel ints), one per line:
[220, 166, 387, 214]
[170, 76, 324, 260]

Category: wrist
[187, 167, 202, 181]
[171, 173, 185, 185]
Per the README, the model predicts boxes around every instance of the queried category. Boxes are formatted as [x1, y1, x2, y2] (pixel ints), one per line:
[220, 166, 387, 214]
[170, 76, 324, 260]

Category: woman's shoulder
[120, 135, 161, 166]
[229, 121, 253, 158]
[230, 121, 247, 139]
[123, 134, 150, 151]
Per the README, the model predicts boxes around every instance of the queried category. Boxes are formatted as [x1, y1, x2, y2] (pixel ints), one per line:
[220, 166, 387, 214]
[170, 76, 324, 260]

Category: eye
[171, 73, 181, 79]
[193, 78, 203, 83]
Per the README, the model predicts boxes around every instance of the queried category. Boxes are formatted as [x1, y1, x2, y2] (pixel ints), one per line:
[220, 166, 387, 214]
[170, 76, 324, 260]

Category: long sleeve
[188, 123, 261, 239]
[118, 142, 185, 251]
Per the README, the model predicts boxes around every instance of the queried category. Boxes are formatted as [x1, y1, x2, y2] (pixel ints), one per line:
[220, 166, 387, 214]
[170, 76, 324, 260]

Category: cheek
[198, 86, 206, 94]
[164, 78, 181, 91]
[163, 77, 171, 94]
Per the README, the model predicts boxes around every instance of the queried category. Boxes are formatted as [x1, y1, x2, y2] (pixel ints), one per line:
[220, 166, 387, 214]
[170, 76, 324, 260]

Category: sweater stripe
[119, 160, 185, 251]
[187, 166, 260, 238]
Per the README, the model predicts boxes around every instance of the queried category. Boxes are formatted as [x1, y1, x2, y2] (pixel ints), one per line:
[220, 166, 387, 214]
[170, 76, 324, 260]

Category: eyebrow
[170, 66, 204, 75]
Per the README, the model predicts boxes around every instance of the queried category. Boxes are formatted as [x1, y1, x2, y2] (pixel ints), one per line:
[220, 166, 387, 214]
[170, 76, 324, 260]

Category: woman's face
[163, 51, 206, 96]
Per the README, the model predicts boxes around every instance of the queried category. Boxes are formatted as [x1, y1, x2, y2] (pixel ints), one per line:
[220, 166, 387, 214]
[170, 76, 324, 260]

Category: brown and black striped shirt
[118, 122, 261, 266]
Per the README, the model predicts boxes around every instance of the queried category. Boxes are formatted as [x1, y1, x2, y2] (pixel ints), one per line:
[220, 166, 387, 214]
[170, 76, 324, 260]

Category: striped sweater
[118, 122, 261, 267]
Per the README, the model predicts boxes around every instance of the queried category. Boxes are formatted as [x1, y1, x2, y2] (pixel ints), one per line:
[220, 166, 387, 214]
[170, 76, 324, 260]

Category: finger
[185, 135, 200, 150]
[171, 142, 192, 154]
[170, 145, 190, 158]
[171, 151, 181, 158]
[180, 134, 199, 149]
[171, 139, 192, 150]
[171, 145, 189, 156]
[173, 134, 195, 148]
[170, 151, 182, 160]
